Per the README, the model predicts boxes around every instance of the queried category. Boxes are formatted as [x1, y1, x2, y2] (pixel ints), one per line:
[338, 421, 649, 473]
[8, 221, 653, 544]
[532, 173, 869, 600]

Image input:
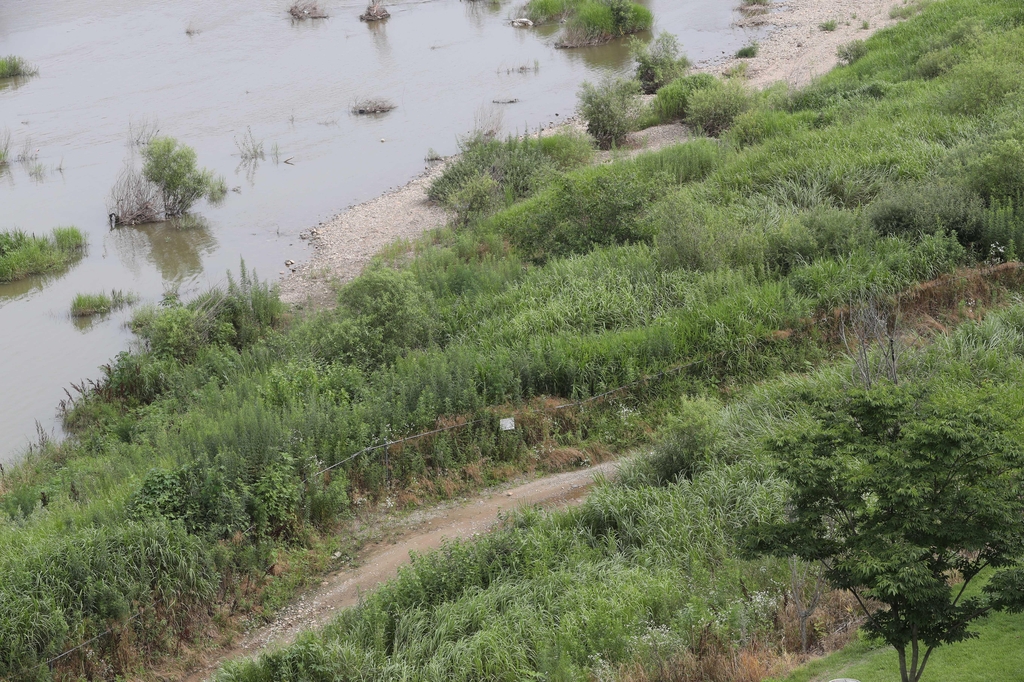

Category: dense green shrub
[867, 180, 985, 243]
[629, 32, 691, 94]
[632, 138, 723, 184]
[789, 231, 966, 308]
[450, 172, 499, 225]
[969, 138, 1024, 202]
[537, 130, 596, 169]
[727, 109, 815, 147]
[942, 58, 1020, 116]
[736, 43, 759, 59]
[428, 133, 593, 217]
[837, 39, 869, 65]
[577, 78, 643, 149]
[142, 137, 223, 217]
[981, 197, 1024, 253]
[800, 206, 877, 257]
[915, 48, 960, 78]
[650, 72, 718, 123]
[687, 79, 752, 136]
[651, 189, 817, 274]
[618, 395, 723, 486]
[494, 154, 672, 259]
[131, 264, 281, 364]
[337, 267, 437, 364]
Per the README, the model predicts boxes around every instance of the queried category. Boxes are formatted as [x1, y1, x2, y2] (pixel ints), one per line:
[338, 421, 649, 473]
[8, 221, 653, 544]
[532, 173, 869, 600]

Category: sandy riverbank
[279, 0, 910, 307]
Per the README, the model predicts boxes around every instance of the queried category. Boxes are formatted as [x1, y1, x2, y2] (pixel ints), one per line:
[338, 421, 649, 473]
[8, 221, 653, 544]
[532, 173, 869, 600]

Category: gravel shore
[715, 0, 906, 89]
[280, 0, 910, 307]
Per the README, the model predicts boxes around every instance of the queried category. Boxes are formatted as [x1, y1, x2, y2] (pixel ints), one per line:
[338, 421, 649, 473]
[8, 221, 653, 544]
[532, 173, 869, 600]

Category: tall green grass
[0, 227, 85, 283]
[217, 301, 1024, 681]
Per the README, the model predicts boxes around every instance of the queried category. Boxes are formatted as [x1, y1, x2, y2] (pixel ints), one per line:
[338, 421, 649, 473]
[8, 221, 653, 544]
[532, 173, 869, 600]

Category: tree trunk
[898, 647, 910, 682]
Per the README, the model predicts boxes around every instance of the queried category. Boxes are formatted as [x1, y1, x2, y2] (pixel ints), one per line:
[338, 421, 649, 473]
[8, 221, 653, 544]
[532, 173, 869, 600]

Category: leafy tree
[744, 381, 1024, 682]
[142, 136, 221, 217]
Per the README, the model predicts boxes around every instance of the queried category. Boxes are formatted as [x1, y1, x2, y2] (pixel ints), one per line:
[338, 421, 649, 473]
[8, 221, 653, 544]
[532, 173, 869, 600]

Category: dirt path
[184, 461, 618, 681]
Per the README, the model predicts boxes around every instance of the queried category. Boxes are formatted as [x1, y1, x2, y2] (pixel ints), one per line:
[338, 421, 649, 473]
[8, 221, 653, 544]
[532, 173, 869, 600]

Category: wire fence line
[309, 352, 719, 482]
[14, 612, 142, 680]
[16, 351, 723, 680]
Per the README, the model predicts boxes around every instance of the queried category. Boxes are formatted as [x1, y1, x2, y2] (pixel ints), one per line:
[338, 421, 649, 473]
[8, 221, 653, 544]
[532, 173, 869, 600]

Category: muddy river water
[0, 0, 757, 462]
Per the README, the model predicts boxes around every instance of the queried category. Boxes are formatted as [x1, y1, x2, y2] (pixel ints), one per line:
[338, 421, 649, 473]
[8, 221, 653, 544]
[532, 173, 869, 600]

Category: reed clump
[70, 290, 138, 317]
[0, 227, 85, 283]
[0, 129, 11, 165]
[0, 55, 37, 79]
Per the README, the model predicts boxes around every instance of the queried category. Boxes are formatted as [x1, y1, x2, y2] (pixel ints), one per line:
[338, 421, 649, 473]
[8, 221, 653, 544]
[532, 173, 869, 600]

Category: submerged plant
[234, 126, 265, 162]
[0, 55, 37, 79]
[0, 128, 10, 165]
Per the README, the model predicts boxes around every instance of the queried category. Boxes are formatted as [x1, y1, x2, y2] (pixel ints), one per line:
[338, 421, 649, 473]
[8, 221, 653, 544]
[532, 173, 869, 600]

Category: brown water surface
[0, 0, 757, 462]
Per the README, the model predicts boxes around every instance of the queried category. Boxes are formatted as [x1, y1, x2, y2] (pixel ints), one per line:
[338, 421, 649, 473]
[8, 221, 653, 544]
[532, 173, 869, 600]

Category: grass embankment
[0, 227, 85, 283]
[70, 290, 138, 317]
[0, 55, 36, 79]
[218, 303, 1024, 681]
[3, 0, 1024, 678]
[523, 0, 653, 47]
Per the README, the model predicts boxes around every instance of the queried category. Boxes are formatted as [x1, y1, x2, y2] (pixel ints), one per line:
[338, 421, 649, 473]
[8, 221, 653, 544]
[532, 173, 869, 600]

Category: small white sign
[499, 417, 516, 431]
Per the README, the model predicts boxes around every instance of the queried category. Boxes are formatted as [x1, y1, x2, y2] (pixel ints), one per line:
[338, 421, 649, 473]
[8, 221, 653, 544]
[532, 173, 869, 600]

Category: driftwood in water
[352, 99, 397, 115]
[289, 1, 328, 20]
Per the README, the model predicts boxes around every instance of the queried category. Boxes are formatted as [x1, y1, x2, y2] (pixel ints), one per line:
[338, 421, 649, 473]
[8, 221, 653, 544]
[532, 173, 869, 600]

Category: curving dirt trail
[184, 461, 619, 681]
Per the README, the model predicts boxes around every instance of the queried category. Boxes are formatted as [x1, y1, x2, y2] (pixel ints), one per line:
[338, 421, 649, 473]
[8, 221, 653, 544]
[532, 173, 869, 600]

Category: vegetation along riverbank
[0, 228, 85, 283]
[3, 0, 1024, 680]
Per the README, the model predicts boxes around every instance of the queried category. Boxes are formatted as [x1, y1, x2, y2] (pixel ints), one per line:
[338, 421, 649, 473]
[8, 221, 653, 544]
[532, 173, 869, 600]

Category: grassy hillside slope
[2, 0, 1024, 678]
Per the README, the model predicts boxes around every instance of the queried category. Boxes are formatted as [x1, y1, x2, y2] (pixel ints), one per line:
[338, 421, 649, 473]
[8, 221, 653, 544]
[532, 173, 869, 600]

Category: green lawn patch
[774, 611, 1024, 682]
